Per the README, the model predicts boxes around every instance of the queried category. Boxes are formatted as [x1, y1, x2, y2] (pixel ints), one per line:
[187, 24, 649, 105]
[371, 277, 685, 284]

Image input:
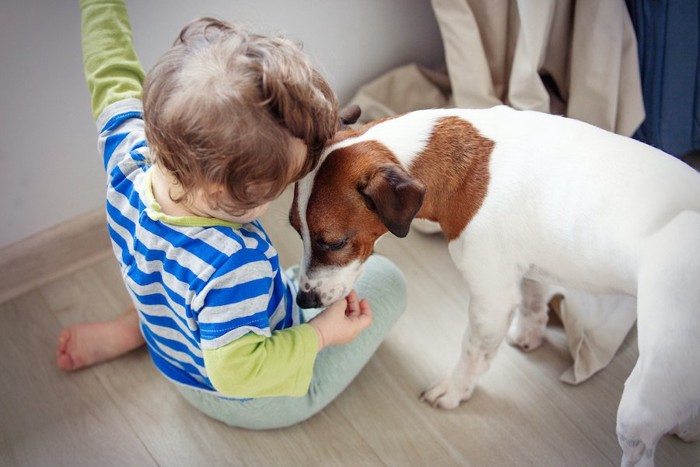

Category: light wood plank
[0, 292, 157, 467]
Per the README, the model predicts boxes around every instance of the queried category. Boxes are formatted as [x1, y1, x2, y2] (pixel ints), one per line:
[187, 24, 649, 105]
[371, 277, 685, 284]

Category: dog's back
[440, 106, 700, 295]
[341, 106, 700, 294]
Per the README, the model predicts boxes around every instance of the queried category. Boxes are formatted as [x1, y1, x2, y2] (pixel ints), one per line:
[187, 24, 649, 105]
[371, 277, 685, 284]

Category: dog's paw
[419, 377, 474, 410]
[506, 313, 546, 352]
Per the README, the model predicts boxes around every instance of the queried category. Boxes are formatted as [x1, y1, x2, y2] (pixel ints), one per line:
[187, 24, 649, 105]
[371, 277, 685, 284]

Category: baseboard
[0, 209, 113, 304]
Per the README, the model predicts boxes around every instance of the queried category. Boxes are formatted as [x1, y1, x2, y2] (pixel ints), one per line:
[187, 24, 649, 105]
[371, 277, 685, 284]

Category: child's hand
[308, 291, 372, 350]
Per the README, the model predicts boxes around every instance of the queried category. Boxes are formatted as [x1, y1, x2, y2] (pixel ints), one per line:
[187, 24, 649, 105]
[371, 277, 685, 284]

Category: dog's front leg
[421, 285, 521, 409]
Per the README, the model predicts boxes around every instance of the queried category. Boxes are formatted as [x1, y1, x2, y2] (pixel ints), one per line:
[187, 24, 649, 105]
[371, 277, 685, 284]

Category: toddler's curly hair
[143, 17, 339, 213]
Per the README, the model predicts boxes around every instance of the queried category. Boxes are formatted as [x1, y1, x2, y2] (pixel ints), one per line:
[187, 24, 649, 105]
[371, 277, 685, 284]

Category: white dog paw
[506, 314, 546, 352]
[618, 433, 654, 467]
[420, 377, 474, 410]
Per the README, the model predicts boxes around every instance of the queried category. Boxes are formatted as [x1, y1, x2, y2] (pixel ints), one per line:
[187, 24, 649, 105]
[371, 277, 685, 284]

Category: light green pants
[176, 254, 407, 429]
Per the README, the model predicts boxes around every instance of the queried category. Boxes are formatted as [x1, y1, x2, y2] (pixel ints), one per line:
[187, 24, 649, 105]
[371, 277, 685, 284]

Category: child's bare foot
[56, 306, 145, 371]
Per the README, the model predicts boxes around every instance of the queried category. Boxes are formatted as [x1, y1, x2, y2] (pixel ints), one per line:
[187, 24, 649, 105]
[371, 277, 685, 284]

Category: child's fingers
[351, 299, 372, 331]
[345, 290, 360, 317]
[323, 298, 347, 320]
[348, 298, 371, 321]
[355, 310, 372, 331]
[359, 298, 372, 318]
[345, 290, 358, 308]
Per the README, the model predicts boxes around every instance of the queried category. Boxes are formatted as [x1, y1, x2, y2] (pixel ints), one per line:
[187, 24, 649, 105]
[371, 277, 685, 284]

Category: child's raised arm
[81, 0, 144, 121]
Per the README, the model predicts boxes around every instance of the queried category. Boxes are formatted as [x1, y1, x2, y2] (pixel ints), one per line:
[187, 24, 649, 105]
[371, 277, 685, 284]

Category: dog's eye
[317, 239, 347, 251]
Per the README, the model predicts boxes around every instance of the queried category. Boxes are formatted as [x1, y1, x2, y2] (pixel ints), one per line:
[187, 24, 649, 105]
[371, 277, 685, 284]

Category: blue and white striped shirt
[97, 98, 301, 392]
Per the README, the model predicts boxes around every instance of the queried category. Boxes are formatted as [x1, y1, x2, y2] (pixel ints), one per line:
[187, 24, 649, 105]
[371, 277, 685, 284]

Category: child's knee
[358, 254, 407, 316]
[366, 253, 404, 279]
[364, 254, 405, 287]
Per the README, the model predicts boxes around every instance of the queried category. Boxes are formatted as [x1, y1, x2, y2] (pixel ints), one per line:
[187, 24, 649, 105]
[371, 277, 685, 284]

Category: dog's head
[290, 118, 425, 308]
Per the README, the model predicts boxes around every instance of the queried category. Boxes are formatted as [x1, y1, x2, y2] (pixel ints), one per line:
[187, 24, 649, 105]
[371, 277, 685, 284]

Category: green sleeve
[203, 324, 320, 398]
[80, 0, 145, 121]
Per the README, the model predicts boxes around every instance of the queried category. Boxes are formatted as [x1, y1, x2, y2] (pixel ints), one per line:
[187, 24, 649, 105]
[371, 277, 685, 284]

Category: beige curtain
[350, 0, 645, 137]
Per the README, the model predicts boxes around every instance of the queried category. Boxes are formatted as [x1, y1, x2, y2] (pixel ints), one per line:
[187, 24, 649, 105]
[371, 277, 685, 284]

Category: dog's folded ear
[339, 104, 362, 128]
[360, 164, 425, 238]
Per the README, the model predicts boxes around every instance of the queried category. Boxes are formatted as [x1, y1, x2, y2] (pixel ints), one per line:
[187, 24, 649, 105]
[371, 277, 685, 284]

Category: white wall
[0, 0, 444, 249]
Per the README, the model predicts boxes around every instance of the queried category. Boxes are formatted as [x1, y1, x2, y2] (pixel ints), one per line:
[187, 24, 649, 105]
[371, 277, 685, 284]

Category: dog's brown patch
[412, 116, 494, 240]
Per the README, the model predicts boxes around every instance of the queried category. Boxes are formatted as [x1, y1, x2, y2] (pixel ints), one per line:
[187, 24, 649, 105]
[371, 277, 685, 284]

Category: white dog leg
[507, 278, 549, 352]
[618, 213, 700, 466]
[421, 284, 520, 409]
[616, 359, 667, 467]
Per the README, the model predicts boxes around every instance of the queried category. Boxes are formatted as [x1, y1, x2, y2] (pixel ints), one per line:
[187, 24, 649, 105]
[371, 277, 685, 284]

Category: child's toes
[56, 329, 83, 371]
[56, 348, 76, 371]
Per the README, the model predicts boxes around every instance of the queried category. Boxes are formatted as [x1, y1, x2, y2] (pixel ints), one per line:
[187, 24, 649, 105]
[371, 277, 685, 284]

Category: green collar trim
[144, 168, 243, 229]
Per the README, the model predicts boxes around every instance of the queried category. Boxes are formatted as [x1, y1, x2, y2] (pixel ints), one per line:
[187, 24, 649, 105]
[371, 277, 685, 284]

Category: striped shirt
[97, 98, 301, 392]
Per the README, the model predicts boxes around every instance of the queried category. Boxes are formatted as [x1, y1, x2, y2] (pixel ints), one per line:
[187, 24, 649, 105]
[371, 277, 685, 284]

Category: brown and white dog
[289, 106, 700, 467]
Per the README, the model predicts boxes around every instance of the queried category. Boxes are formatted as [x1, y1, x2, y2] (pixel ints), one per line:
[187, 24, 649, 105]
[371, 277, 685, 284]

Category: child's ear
[339, 104, 362, 128]
[359, 164, 425, 238]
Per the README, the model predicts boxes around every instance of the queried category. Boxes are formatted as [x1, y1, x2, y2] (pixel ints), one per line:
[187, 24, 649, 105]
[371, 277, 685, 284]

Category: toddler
[58, 0, 406, 429]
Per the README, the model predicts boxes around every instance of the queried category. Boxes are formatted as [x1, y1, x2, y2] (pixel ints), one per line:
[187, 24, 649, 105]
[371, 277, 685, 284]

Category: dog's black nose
[297, 290, 322, 309]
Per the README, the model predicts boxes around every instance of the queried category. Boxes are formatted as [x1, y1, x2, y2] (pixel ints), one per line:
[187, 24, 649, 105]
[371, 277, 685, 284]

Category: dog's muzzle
[296, 289, 322, 309]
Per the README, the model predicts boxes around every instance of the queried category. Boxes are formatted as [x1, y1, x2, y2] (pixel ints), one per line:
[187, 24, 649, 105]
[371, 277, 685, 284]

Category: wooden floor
[2, 188, 699, 467]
